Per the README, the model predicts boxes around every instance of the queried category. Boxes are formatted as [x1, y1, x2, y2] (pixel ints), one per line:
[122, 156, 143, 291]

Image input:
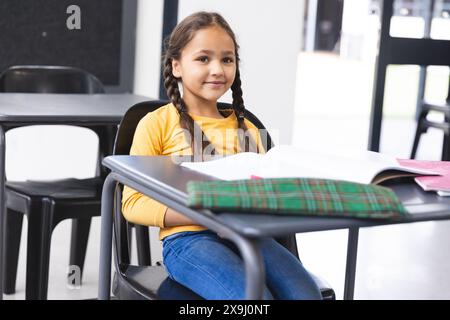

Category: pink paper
[397, 159, 450, 192]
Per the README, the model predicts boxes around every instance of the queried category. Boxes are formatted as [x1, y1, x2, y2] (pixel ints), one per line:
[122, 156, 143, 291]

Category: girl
[122, 11, 322, 300]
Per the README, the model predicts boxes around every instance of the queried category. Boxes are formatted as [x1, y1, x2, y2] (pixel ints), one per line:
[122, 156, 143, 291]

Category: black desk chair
[0, 65, 115, 299]
[111, 100, 335, 300]
[0, 65, 104, 93]
[410, 76, 450, 160]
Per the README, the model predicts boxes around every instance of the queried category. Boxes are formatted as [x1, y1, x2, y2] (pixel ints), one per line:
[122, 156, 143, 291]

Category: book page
[257, 145, 437, 184]
[180, 145, 437, 183]
[258, 146, 353, 181]
[180, 152, 263, 180]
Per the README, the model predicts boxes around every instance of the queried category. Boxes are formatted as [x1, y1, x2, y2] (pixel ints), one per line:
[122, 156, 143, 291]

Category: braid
[231, 69, 245, 117]
[231, 68, 259, 153]
[163, 62, 183, 111]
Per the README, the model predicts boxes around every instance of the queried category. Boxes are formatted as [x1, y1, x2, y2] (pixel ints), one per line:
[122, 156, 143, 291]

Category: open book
[180, 145, 438, 184]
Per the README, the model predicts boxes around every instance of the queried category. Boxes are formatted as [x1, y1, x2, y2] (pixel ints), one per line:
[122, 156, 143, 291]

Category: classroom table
[0, 93, 151, 299]
[99, 155, 450, 300]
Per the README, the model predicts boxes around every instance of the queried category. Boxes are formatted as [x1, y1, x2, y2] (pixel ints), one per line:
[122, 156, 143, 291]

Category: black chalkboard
[0, 0, 135, 90]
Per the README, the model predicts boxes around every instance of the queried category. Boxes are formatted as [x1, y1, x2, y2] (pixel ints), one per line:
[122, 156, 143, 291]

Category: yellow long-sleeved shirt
[122, 103, 265, 240]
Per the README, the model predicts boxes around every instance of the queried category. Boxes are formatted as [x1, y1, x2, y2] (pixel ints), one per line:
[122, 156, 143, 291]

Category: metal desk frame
[99, 156, 450, 300]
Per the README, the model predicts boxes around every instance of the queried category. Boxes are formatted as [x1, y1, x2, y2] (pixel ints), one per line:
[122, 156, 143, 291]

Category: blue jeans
[162, 230, 322, 300]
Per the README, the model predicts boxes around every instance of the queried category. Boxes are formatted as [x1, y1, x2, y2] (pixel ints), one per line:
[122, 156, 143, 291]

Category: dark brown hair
[163, 11, 257, 160]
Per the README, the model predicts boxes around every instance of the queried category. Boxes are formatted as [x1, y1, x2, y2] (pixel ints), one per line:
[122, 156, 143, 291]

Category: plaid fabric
[186, 178, 408, 219]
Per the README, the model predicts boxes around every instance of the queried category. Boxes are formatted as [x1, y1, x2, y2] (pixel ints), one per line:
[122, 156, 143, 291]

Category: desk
[99, 156, 450, 300]
[0, 93, 150, 299]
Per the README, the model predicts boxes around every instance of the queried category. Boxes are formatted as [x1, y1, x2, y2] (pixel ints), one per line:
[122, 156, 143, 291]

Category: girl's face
[172, 26, 236, 107]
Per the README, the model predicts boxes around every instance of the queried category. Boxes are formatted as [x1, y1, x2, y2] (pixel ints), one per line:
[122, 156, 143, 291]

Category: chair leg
[69, 217, 91, 285]
[410, 131, 421, 159]
[2, 209, 24, 294]
[442, 134, 449, 161]
[411, 115, 427, 159]
[127, 223, 133, 260]
[25, 199, 54, 300]
[135, 225, 151, 266]
[410, 110, 428, 159]
[442, 114, 450, 161]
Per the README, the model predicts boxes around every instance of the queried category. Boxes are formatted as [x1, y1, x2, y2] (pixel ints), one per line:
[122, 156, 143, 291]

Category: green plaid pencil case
[186, 178, 408, 219]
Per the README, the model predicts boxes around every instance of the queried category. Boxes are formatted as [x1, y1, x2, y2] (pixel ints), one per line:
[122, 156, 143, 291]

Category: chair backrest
[0, 65, 113, 179]
[114, 100, 168, 156]
[112, 100, 281, 266]
[113, 100, 169, 265]
[0, 65, 105, 94]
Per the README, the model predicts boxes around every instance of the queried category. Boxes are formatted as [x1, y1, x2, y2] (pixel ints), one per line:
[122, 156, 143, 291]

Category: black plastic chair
[411, 76, 450, 160]
[0, 65, 105, 94]
[111, 100, 336, 300]
[0, 65, 115, 299]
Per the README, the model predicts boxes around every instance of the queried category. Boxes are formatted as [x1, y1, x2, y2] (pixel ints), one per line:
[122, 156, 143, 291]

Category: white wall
[134, 0, 304, 144]
[340, 0, 371, 60]
[133, 0, 164, 98]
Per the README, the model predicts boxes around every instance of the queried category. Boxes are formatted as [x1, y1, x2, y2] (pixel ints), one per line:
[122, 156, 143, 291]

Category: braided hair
[163, 11, 258, 160]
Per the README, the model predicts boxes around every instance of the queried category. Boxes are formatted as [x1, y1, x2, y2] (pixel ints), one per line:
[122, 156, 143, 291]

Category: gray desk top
[103, 155, 450, 237]
[0, 93, 150, 123]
